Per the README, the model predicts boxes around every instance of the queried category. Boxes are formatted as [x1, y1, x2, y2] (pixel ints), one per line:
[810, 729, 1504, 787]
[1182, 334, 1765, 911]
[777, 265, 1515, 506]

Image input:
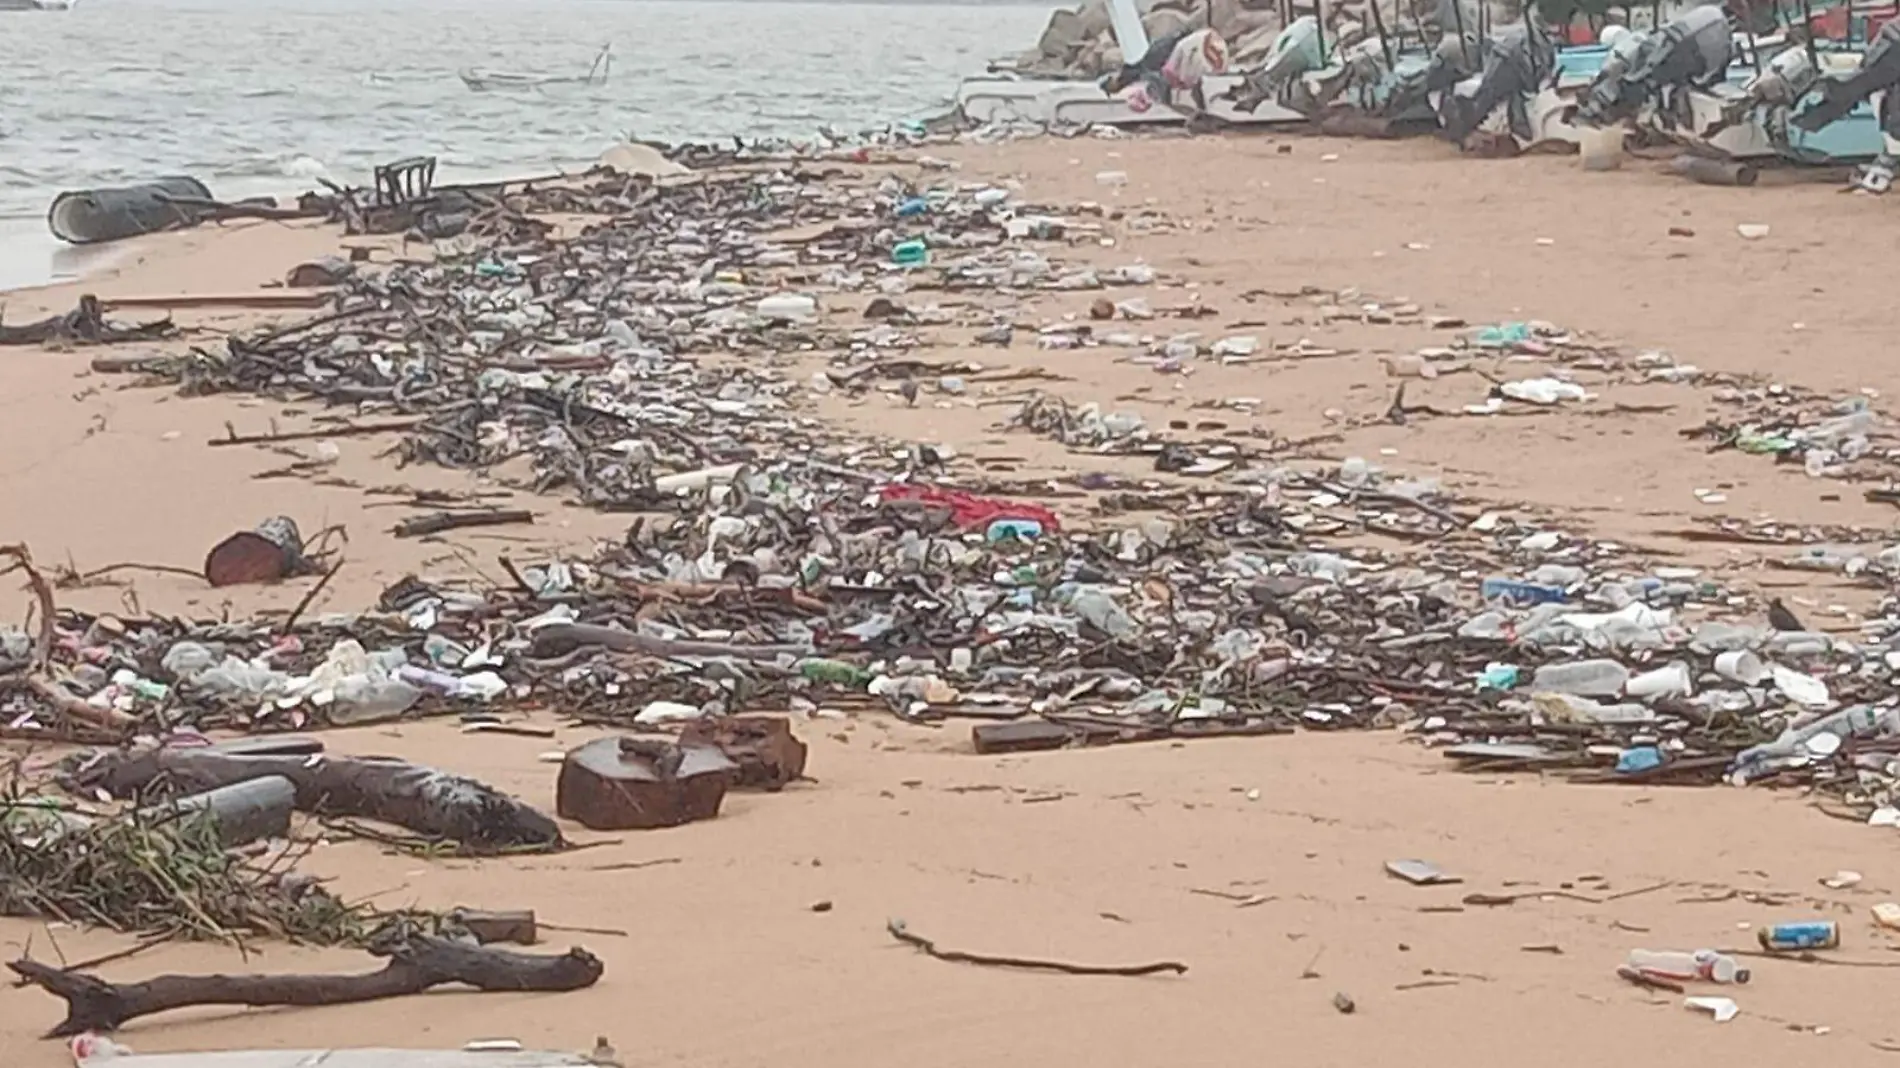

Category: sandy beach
[4, 129, 1900, 1066]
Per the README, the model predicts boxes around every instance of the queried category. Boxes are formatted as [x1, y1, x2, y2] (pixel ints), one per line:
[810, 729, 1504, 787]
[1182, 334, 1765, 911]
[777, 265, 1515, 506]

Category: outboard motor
[1223, 15, 1327, 111]
[1706, 42, 1822, 150]
[1576, 4, 1732, 126]
[1440, 18, 1557, 144]
[1792, 19, 1900, 191]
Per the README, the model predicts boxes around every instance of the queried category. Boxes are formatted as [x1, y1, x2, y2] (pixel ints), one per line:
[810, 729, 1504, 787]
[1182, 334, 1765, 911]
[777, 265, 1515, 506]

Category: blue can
[1757, 921, 1839, 951]
[1480, 578, 1567, 605]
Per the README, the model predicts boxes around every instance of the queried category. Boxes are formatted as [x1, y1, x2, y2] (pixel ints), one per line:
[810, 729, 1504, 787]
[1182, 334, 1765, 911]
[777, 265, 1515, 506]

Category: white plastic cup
[1626, 661, 1692, 702]
[1714, 650, 1766, 685]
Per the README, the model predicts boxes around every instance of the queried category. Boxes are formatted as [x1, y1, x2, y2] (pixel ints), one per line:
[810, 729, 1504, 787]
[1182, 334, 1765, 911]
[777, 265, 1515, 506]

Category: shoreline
[4, 127, 1900, 1066]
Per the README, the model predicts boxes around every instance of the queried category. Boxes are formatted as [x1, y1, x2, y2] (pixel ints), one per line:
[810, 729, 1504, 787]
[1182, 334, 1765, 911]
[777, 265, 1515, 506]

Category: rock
[285, 257, 353, 288]
[555, 737, 737, 830]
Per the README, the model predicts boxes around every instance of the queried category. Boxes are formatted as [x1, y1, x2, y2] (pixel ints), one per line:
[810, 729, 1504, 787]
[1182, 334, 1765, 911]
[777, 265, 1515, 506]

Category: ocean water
[0, 0, 1053, 223]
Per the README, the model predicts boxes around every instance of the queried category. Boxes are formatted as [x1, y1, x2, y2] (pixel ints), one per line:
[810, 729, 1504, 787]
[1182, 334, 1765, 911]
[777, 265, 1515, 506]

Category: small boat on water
[459, 43, 610, 92]
[0, 0, 77, 10]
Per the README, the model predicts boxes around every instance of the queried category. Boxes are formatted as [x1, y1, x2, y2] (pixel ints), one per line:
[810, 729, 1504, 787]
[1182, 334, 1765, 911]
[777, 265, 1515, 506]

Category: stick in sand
[885, 918, 1187, 977]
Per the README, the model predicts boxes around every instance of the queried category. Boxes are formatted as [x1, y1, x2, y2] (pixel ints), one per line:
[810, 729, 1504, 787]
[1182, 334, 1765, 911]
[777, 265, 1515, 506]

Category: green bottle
[799, 659, 872, 687]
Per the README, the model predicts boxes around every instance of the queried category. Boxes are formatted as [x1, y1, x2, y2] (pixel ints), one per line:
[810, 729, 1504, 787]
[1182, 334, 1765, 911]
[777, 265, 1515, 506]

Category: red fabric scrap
[876, 483, 1062, 533]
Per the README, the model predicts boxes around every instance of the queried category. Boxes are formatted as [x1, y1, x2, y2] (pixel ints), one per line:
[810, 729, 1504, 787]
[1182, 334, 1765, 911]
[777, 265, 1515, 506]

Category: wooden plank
[100, 290, 336, 311]
[92, 1050, 593, 1068]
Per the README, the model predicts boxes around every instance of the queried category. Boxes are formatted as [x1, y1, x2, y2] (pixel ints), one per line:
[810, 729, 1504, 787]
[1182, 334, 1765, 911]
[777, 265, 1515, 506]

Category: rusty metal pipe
[1669, 154, 1758, 186]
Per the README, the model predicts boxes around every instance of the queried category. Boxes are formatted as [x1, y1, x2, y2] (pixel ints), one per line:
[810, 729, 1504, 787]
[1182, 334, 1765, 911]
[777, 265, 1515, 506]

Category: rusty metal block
[679, 715, 807, 791]
[972, 720, 1074, 754]
[448, 907, 538, 946]
[555, 737, 735, 831]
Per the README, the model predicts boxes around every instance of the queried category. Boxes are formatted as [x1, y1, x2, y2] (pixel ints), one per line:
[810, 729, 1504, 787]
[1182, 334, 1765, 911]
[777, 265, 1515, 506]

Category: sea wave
[0, 0, 1049, 216]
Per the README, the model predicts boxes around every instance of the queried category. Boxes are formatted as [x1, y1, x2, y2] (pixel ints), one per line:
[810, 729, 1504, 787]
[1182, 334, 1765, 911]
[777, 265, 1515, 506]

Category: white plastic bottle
[1625, 949, 1749, 984]
[1530, 658, 1630, 697]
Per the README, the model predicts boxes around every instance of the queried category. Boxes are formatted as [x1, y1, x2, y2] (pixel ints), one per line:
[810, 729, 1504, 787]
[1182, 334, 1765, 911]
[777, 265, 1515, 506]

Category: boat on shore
[459, 43, 610, 93]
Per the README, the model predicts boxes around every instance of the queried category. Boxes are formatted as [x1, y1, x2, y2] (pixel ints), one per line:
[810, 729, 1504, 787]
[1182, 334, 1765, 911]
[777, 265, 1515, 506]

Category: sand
[2, 131, 1897, 1065]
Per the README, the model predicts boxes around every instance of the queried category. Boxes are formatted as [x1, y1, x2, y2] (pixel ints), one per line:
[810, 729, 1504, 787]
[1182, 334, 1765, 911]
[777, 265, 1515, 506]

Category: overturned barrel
[47, 176, 214, 245]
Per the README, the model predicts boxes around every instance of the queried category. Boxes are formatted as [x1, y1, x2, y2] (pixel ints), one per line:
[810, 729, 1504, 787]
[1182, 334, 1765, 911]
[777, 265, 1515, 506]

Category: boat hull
[956, 74, 1310, 127]
[1545, 38, 1885, 161]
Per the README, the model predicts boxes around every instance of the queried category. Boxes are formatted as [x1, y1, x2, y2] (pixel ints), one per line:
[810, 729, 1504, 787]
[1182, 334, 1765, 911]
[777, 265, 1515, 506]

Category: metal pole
[1369, 0, 1397, 64]
[1451, 0, 1472, 65]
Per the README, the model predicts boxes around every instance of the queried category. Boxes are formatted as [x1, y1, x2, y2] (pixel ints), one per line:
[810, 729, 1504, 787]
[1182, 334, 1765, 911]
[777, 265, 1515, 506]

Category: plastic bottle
[138, 776, 296, 848]
[1527, 564, 1588, 587]
[895, 196, 929, 217]
[1735, 705, 1900, 772]
[1530, 659, 1630, 697]
[1615, 746, 1664, 773]
[1458, 612, 1510, 640]
[757, 294, 817, 323]
[799, 659, 873, 687]
[160, 641, 217, 680]
[329, 675, 421, 726]
[1476, 663, 1521, 690]
[1481, 578, 1567, 605]
[1070, 588, 1137, 638]
[1625, 949, 1749, 984]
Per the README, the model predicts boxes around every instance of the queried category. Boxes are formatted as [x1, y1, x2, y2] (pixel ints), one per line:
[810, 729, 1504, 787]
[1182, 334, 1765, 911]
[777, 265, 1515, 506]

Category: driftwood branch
[529, 622, 811, 662]
[9, 935, 603, 1036]
[394, 509, 536, 538]
[75, 747, 563, 853]
[0, 296, 173, 347]
[885, 918, 1188, 977]
[155, 194, 323, 223]
[0, 544, 137, 732]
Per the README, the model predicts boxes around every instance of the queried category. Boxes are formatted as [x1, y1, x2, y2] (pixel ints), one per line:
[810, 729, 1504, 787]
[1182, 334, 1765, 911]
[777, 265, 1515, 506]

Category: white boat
[0, 0, 77, 10]
[460, 43, 610, 92]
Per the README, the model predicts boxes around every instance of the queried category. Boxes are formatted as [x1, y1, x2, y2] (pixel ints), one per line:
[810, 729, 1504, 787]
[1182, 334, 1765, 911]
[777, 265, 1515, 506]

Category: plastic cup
[1714, 649, 1766, 685]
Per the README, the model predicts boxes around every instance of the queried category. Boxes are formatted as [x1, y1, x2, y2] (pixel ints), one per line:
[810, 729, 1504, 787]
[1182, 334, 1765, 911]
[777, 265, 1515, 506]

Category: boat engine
[1299, 28, 1399, 113]
[1439, 19, 1557, 145]
[1222, 16, 1327, 112]
[1575, 4, 1733, 127]
[1706, 43, 1821, 149]
[1792, 19, 1900, 192]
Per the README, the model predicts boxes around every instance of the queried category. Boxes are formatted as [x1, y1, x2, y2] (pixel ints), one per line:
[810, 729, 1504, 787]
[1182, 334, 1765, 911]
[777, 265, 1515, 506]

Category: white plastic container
[1579, 125, 1624, 172]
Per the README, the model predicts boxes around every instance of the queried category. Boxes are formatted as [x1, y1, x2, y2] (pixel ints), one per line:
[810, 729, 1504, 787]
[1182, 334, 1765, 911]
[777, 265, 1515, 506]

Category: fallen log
[10, 934, 603, 1037]
[72, 747, 563, 853]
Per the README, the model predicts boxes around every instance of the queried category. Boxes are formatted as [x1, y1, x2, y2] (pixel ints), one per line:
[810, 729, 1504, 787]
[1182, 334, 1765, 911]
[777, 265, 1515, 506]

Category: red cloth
[877, 483, 1062, 532]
